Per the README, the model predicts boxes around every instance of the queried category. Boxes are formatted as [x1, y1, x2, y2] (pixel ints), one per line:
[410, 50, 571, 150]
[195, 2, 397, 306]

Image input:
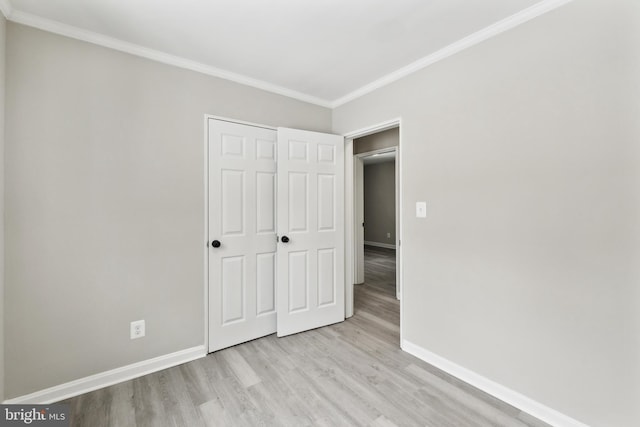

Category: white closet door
[276, 127, 345, 337]
[208, 119, 277, 352]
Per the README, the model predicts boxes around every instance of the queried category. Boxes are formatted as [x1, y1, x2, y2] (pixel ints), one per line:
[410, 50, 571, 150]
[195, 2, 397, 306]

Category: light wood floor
[64, 249, 549, 427]
[362, 245, 396, 298]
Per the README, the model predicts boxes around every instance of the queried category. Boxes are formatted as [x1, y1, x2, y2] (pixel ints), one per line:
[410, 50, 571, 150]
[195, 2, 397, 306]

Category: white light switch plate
[416, 202, 427, 218]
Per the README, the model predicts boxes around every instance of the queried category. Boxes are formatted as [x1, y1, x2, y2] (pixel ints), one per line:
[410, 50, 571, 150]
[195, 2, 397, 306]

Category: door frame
[203, 115, 277, 352]
[343, 118, 403, 340]
[354, 146, 399, 298]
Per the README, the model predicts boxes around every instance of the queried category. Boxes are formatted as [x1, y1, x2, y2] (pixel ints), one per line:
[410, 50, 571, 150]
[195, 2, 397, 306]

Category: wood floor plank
[369, 415, 399, 427]
[199, 398, 225, 427]
[208, 373, 259, 427]
[107, 381, 136, 427]
[64, 248, 551, 427]
[219, 347, 262, 388]
[132, 373, 168, 427]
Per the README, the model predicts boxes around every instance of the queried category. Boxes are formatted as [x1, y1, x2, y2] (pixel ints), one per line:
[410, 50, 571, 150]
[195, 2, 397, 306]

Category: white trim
[3, 346, 206, 404]
[401, 340, 590, 427]
[331, 0, 574, 107]
[0, 0, 12, 19]
[203, 116, 210, 355]
[354, 157, 365, 284]
[394, 142, 401, 301]
[7, 11, 331, 108]
[364, 241, 396, 250]
[344, 138, 355, 318]
[396, 121, 404, 307]
[343, 119, 401, 140]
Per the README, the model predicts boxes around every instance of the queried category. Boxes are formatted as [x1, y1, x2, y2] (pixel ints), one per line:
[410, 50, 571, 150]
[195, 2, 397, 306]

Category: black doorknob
[281, 236, 290, 243]
[211, 240, 221, 248]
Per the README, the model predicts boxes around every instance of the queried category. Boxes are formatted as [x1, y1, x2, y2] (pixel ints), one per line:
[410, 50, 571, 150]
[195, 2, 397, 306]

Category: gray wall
[0, 14, 5, 403]
[354, 127, 398, 154]
[4, 23, 331, 399]
[333, 1, 640, 426]
[364, 161, 395, 246]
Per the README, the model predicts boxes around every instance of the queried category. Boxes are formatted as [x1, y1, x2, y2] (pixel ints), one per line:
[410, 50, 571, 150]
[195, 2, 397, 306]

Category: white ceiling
[5, 0, 557, 106]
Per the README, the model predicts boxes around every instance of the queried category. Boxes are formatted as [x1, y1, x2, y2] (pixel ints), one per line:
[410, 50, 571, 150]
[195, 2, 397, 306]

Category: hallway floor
[360, 245, 396, 298]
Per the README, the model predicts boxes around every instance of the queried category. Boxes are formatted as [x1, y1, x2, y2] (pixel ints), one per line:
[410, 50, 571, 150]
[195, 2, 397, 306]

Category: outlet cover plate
[130, 320, 145, 339]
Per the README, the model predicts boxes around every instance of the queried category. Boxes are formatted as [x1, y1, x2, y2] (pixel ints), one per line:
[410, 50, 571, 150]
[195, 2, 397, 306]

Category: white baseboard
[401, 340, 590, 427]
[364, 241, 396, 250]
[3, 345, 206, 404]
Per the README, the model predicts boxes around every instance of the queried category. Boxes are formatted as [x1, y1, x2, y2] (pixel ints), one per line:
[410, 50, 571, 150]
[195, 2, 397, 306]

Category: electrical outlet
[386, 232, 391, 238]
[130, 320, 145, 339]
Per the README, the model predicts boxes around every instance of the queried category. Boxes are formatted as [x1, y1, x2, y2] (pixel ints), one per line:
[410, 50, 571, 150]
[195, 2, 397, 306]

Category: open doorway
[348, 126, 401, 342]
[359, 148, 397, 297]
[343, 119, 402, 335]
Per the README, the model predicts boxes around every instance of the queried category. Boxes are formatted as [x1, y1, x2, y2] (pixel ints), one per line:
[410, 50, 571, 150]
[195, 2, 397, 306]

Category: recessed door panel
[256, 139, 276, 160]
[318, 174, 335, 231]
[256, 172, 275, 234]
[256, 253, 276, 316]
[317, 144, 335, 164]
[289, 172, 308, 232]
[221, 134, 245, 158]
[318, 249, 336, 307]
[221, 256, 245, 324]
[288, 251, 308, 313]
[289, 140, 308, 161]
[221, 170, 244, 235]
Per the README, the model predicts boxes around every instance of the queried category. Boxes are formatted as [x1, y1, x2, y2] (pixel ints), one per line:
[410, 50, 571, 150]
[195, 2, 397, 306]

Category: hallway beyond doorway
[361, 245, 396, 297]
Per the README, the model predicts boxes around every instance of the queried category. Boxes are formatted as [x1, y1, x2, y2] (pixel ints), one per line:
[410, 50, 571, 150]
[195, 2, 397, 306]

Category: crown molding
[0, 0, 12, 19]
[8, 10, 333, 108]
[6, 0, 572, 110]
[330, 0, 574, 108]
